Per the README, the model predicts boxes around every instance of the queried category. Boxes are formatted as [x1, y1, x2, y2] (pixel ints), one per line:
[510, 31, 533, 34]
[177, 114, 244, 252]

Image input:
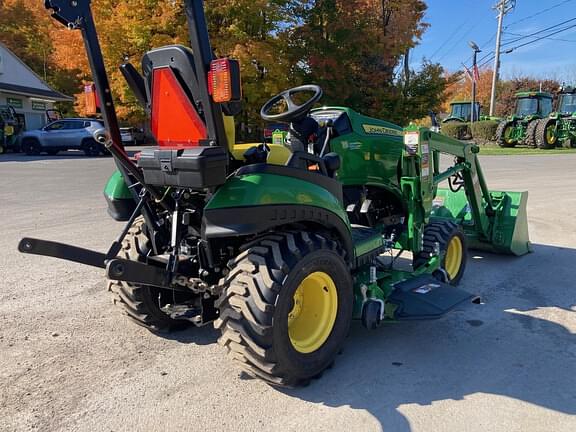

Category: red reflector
[209, 58, 241, 103]
[151, 67, 207, 148]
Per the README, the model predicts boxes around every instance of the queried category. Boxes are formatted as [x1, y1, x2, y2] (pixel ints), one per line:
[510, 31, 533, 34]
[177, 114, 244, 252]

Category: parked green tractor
[19, 0, 531, 387]
[496, 91, 553, 147]
[443, 101, 500, 124]
[533, 86, 576, 149]
[443, 101, 481, 124]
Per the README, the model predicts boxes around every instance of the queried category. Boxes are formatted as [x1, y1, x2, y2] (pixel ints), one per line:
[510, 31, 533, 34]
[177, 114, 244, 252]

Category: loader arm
[401, 125, 530, 256]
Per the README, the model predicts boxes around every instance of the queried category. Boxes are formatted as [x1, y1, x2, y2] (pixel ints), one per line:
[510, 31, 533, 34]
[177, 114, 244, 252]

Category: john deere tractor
[533, 86, 576, 149]
[443, 101, 481, 124]
[19, 0, 530, 387]
[496, 91, 553, 147]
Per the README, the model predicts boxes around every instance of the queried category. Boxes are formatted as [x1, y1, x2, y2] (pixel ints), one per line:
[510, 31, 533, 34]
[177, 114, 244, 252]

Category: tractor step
[351, 226, 386, 267]
[388, 274, 479, 320]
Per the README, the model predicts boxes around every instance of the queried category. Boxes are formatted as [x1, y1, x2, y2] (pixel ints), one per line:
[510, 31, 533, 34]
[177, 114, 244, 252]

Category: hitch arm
[19, 238, 106, 269]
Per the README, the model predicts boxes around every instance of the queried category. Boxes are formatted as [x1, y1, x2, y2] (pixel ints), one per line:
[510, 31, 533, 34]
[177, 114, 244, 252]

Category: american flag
[473, 64, 480, 83]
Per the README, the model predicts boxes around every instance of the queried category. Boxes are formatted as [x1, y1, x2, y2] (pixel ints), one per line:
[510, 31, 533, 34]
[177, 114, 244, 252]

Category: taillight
[208, 58, 242, 103]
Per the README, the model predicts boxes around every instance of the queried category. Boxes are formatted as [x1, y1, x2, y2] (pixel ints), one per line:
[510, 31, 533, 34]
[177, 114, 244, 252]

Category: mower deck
[388, 274, 480, 320]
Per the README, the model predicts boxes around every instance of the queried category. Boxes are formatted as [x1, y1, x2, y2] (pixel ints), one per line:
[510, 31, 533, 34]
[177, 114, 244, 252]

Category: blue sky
[411, 0, 576, 80]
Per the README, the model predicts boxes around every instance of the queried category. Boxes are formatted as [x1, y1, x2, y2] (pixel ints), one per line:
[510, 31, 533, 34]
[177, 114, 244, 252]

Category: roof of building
[0, 42, 74, 102]
[0, 82, 73, 102]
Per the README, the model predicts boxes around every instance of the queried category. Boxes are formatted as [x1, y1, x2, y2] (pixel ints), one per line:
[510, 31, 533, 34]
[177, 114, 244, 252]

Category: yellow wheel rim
[444, 236, 463, 280]
[504, 126, 514, 144]
[546, 125, 557, 144]
[288, 271, 338, 354]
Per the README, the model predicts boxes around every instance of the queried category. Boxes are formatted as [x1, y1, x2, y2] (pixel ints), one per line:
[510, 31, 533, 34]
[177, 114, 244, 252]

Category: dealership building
[0, 42, 73, 131]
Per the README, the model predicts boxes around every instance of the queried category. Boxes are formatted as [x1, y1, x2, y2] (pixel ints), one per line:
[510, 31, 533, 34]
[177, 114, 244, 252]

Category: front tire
[22, 138, 41, 155]
[107, 216, 192, 332]
[496, 121, 516, 147]
[215, 232, 353, 387]
[82, 138, 101, 156]
[535, 118, 558, 149]
[524, 120, 539, 147]
[414, 220, 467, 285]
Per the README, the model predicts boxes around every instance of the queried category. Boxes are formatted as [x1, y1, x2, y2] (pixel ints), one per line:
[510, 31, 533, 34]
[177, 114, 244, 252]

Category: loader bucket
[432, 188, 531, 256]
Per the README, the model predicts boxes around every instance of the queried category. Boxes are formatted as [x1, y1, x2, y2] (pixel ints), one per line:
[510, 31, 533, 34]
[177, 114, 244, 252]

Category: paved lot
[1, 151, 575, 432]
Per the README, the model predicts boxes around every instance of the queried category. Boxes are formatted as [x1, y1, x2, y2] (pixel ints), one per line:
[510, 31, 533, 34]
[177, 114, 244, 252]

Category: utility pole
[489, 0, 515, 116]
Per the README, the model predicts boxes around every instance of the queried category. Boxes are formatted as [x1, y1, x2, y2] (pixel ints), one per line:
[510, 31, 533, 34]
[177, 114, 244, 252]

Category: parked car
[120, 127, 146, 145]
[20, 118, 106, 156]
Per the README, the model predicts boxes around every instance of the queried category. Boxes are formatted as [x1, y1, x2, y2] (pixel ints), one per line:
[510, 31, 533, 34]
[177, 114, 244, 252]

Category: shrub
[470, 120, 499, 141]
[441, 122, 470, 140]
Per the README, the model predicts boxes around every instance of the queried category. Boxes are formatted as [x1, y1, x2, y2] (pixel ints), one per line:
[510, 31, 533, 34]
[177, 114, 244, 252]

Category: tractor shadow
[282, 243, 576, 431]
[159, 324, 219, 346]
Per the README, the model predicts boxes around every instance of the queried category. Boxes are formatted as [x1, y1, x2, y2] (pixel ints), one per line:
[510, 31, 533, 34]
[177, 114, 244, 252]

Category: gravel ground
[1, 151, 575, 432]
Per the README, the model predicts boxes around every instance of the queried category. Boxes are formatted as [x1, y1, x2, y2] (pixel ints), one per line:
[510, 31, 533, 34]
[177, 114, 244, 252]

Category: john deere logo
[362, 124, 403, 136]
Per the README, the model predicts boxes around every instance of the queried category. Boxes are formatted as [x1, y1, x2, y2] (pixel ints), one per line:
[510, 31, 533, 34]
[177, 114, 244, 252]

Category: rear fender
[203, 171, 353, 261]
[103, 170, 136, 221]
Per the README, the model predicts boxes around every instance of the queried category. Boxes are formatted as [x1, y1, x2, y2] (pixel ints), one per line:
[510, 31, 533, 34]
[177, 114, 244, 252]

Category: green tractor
[443, 101, 481, 124]
[443, 100, 501, 123]
[496, 91, 553, 147]
[533, 86, 576, 149]
[19, 0, 531, 387]
[0, 105, 22, 154]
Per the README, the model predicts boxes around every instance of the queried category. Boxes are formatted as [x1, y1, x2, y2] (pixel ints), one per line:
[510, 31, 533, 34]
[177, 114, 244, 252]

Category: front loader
[18, 0, 530, 386]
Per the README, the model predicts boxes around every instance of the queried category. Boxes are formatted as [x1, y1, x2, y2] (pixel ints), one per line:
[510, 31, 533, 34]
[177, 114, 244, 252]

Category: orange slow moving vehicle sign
[150, 67, 208, 148]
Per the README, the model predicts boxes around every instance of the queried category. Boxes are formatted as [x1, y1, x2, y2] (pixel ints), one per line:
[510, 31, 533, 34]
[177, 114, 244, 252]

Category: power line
[429, 21, 470, 61]
[505, 23, 576, 51]
[503, 30, 576, 43]
[467, 17, 576, 69]
[463, 34, 496, 65]
[505, 0, 575, 28]
[476, 22, 576, 68]
[436, 19, 489, 63]
[500, 17, 576, 46]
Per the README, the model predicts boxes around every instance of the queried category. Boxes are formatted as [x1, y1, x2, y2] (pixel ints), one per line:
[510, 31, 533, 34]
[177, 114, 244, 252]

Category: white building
[0, 42, 73, 131]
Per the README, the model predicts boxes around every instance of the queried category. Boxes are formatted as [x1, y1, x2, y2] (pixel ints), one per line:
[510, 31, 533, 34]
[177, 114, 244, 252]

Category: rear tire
[414, 220, 467, 286]
[496, 121, 516, 147]
[535, 118, 558, 149]
[22, 138, 41, 155]
[107, 216, 192, 333]
[524, 120, 539, 147]
[215, 232, 353, 387]
[82, 138, 101, 156]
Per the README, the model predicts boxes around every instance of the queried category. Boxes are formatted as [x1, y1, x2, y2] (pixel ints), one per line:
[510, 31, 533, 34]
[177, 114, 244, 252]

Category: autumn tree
[288, 0, 444, 124]
[2, 0, 454, 129]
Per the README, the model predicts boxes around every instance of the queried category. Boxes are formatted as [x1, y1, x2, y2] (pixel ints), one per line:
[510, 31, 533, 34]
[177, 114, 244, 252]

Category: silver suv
[20, 118, 106, 156]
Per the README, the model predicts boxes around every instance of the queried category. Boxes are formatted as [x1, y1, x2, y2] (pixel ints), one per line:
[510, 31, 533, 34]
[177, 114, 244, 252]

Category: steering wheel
[260, 85, 323, 122]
